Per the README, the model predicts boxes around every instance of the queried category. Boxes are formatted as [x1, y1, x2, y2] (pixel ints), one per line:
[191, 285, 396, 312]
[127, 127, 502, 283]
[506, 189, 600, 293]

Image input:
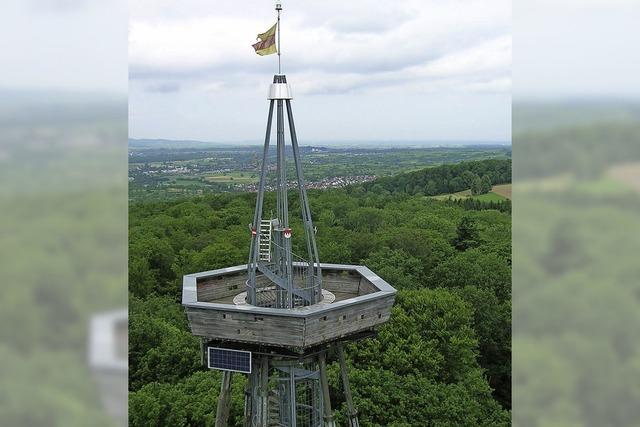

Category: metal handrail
[247, 234, 322, 308]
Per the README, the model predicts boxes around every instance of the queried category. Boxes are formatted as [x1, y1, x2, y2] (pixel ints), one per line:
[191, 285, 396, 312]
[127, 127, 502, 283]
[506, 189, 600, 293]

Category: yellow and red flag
[252, 23, 278, 56]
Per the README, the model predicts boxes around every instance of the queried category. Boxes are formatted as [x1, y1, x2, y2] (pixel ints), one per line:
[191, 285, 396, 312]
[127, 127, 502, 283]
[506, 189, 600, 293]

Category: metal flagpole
[276, 2, 282, 74]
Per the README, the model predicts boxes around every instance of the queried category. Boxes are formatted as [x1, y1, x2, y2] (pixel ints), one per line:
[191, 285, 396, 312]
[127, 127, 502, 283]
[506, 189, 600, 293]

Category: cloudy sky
[1, 0, 637, 132]
[129, 0, 512, 144]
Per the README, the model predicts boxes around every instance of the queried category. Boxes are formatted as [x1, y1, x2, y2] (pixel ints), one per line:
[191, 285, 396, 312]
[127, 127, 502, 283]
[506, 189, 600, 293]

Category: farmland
[432, 183, 511, 202]
[128, 141, 511, 201]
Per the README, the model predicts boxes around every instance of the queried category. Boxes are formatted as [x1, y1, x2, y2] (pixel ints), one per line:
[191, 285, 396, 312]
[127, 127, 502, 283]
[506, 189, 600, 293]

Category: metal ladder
[259, 219, 272, 262]
[267, 391, 281, 427]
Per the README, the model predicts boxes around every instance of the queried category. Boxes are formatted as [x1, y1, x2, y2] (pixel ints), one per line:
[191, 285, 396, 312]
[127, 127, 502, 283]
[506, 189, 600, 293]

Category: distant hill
[129, 138, 511, 150]
[128, 139, 238, 149]
[363, 159, 512, 196]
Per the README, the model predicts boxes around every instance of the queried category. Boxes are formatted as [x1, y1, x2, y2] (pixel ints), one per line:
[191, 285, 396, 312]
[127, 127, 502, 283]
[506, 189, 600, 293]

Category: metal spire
[246, 34, 323, 308]
[276, 2, 282, 74]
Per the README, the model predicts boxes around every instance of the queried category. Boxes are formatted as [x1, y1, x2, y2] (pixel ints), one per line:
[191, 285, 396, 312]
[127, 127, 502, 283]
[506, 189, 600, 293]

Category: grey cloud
[130, 38, 448, 83]
[145, 82, 181, 93]
[130, 60, 275, 82]
[129, 0, 511, 141]
[294, 0, 417, 34]
[322, 10, 415, 34]
[131, 33, 505, 98]
[130, 14, 506, 85]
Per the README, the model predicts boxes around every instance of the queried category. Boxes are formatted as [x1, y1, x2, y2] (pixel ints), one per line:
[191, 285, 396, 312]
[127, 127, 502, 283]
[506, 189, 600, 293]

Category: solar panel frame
[207, 347, 252, 374]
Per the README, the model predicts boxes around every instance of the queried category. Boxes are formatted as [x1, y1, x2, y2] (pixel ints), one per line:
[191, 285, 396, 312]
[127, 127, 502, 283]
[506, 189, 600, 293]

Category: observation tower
[182, 4, 396, 426]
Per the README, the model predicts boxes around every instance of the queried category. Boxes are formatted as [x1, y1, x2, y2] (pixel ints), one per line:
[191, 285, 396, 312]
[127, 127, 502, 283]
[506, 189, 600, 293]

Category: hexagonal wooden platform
[182, 263, 396, 351]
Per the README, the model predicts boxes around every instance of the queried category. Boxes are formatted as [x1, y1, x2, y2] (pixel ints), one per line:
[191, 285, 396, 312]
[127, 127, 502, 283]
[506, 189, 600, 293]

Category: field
[474, 191, 508, 202]
[491, 184, 512, 199]
[204, 172, 258, 184]
[432, 183, 511, 202]
[169, 178, 208, 187]
[128, 142, 511, 201]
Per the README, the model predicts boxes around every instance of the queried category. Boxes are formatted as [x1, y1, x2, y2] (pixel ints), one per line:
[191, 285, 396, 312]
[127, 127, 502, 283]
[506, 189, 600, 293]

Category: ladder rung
[258, 219, 271, 266]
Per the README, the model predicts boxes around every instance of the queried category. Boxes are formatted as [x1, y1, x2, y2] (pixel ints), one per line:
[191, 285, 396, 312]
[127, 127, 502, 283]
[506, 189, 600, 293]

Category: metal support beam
[337, 345, 360, 427]
[276, 98, 294, 308]
[247, 75, 321, 309]
[215, 371, 233, 427]
[260, 357, 269, 426]
[318, 351, 336, 427]
[244, 380, 252, 427]
[249, 357, 260, 427]
[247, 100, 275, 306]
[289, 366, 298, 427]
[285, 99, 322, 303]
[243, 74, 345, 424]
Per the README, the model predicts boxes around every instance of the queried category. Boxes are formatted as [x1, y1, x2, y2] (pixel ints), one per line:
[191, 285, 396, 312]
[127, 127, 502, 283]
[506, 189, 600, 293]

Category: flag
[252, 23, 277, 56]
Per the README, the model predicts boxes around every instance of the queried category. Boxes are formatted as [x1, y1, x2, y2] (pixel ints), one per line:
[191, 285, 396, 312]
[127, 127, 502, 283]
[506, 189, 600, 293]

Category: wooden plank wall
[197, 273, 244, 301]
[358, 278, 379, 295]
[303, 295, 395, 347]
[186, 307, 305, 348]
[186, 293, 395, 349]
[196, 267, 382, 303]
[197, 273, 270, 302]
[189, 267, 395, 349]
[322, 269, 361, 295]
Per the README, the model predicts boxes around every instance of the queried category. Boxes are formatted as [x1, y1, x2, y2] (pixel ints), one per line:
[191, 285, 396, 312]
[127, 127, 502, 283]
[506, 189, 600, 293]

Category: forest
[129, 163, 512, 426]
[364, 159, 511, 196]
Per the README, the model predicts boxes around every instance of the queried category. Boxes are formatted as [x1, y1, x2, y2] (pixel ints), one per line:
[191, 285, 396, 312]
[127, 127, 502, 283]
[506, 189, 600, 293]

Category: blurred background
[1, 0, 639, 425]
[513, 0, 640, 425]
[0, 0, 127, 426]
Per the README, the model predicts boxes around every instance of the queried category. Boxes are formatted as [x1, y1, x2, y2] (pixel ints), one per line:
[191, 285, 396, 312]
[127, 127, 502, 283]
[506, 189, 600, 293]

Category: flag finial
[276, 3, 282, 74]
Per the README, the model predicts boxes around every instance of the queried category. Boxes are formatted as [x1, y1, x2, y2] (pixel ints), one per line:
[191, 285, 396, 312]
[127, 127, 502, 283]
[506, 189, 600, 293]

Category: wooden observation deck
[182, 263, 396, 352]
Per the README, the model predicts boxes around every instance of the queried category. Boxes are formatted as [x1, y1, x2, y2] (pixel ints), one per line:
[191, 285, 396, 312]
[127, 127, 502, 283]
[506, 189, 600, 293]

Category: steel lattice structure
[243, 74, 335, 426]
[247, 76, 322, 309]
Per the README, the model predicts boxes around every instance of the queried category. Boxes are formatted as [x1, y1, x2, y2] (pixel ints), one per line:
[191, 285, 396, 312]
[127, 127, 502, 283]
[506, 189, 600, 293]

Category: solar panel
[208, 347, 252, 373]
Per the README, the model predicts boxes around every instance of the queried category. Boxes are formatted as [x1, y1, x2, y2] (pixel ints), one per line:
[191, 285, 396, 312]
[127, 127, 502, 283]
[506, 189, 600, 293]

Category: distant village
[242, 175, 376, 192]
[128, 144, 511, 200]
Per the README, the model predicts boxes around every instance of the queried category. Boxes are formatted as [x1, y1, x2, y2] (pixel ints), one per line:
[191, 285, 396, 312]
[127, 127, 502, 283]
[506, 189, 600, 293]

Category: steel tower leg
[215, 371, 233, 427]
[249, 357, 260, 427]
[247, 75, 320, 308]
[276, 98, 294, 308]
[318, 351, 336, 427]
[337, 345, 360, 427]
[288, 365, 297, 427]
[260, 357, 270, 426]
[248, 100, 275, 305]
[244, 380, 252, 427]
[285, 100, 322, 303]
